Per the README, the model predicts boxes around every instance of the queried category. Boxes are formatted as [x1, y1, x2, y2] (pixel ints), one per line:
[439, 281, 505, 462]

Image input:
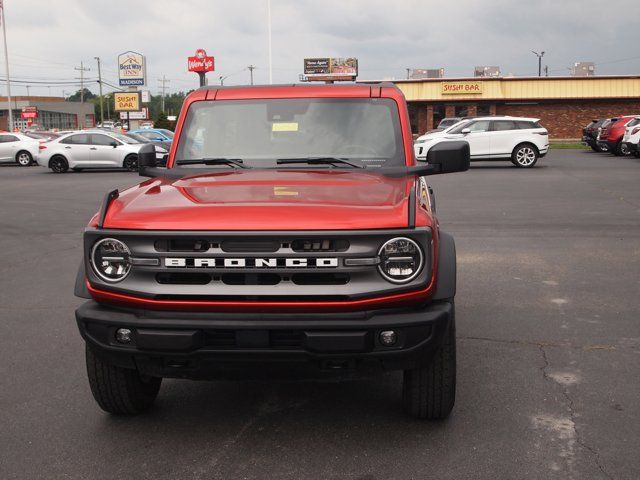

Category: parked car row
[414, 116, 549, 168]
[583, 116, 640, 157]
[0, 127, 173, 172]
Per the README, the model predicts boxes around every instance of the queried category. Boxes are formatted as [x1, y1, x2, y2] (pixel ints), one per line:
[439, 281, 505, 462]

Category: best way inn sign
[118, 51, 146, 86]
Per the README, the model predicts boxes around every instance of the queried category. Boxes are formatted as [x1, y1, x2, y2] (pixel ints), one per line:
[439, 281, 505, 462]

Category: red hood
[101, 169, 414, 230]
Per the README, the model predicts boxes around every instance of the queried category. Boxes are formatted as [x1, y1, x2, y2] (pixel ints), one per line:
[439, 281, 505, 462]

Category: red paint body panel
[102, 170, 419, 231]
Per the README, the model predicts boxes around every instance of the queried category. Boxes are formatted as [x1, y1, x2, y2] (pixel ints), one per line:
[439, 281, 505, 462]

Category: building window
[477, 104, 492, 116]
[455, 105, 469, 117]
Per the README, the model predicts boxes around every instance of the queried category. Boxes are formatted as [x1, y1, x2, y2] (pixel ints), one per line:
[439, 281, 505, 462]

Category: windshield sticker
[272, 122, 299, 132]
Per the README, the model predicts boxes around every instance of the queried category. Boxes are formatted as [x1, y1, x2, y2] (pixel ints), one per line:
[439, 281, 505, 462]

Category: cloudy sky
[2, 0, 639, 97]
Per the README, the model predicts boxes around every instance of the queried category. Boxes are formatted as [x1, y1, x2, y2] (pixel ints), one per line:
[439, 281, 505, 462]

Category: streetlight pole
[532, 50, 545, 77]
[248, 65, 255, 85]
[1, 0, 14, 131]
[267, 0, 272, 84]
[94, 56, 104, 125]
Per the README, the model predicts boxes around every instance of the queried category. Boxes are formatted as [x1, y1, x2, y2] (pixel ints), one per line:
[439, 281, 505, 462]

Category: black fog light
[115, 328, 132, 344]
[379, 330, 397, 346]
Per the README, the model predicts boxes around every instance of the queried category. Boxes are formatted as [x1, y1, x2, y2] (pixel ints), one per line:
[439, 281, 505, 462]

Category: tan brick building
[391, 76, 640, 140]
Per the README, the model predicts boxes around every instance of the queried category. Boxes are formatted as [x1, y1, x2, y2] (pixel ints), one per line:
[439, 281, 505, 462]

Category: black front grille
[156, 272, 211, 285]
[221, 273, 281, 286]
[202, 329, 303, 349]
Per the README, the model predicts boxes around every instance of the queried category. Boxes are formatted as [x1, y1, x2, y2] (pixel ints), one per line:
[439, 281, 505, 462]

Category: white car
[621, 116, 640, 158]
[415, 116, 549, 168]
[38, 131, 145, 173]
[0, 132, 40, 166]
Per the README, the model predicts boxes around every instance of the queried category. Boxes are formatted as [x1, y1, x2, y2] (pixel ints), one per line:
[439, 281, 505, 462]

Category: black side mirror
[110, 141, 119, 148]
[138, 143, 158, 177]
[426, 141, 470, 174]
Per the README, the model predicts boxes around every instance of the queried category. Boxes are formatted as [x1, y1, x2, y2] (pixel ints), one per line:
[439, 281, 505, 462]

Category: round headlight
[378, 237, 423, 284]
[91, 238, 132, 283]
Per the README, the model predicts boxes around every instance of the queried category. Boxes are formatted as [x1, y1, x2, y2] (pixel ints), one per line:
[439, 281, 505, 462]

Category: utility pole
[94, 56, 104, 124]
[267, 0, 272, 84]
[74, 61, 90, 128]
[158, 75, 169, 112]
[531, 50, 545, 77]
[544, 65, 549, 77]
[248, 65, 255, 85]
[1, 0, 14, 131]
[25, 84, 29, 98]
[406, 68, 411, 79]
[105, 94, 110, 120]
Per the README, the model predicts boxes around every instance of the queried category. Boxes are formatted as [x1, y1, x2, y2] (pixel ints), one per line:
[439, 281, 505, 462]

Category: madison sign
[441, 81, 483, 95]
[118, 51, 146, 86]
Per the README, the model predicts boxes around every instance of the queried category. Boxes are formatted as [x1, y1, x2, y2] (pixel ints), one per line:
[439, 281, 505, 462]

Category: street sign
[118, 51, 146, 86]
[188, 49, 214, 72]
[114, 92, 142, 111]
[119, 107, 149, 120]
[141, 90, 150, 103]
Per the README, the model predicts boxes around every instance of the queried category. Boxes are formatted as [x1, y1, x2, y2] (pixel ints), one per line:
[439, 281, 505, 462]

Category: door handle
[90, 147, 97, 150]
[65, 146, 71, 149]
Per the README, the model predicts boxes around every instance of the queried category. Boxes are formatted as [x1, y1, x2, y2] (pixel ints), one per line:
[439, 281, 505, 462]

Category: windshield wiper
[276, 157, 363, 169]
[176, 158, 250, 169]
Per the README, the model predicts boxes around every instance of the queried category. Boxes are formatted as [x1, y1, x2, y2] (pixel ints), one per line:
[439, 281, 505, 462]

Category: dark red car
[74, 84, 470, 419]
[598, 115, 638, 155]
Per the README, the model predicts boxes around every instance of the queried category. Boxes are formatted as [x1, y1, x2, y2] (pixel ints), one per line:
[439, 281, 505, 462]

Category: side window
[139, 131, 157, 140]
[627, 118, 640, 128]
[91, 134, 118, 146]
[492, 121, 517, 131]
[466, 120, 491, 132]
[515, 121, 535, 129]
[0, 134, 19, 142]
[61, 134, 90, 145]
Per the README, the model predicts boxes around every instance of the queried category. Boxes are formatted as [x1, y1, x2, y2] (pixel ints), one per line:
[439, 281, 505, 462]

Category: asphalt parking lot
[1, 150, 639, 480]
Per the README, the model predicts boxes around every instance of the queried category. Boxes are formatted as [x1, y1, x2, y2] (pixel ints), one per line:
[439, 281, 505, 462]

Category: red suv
[598, 115, 638, 155]
[74, 84, 470, 419]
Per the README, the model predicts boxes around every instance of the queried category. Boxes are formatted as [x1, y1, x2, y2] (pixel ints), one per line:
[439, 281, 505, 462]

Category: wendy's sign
[188, 49, 215, 73]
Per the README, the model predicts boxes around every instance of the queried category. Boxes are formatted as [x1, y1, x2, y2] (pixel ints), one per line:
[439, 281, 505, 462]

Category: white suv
[621, 117, 640, 158]
[38, 131, 144, 173]
[415, 116, 549, 168]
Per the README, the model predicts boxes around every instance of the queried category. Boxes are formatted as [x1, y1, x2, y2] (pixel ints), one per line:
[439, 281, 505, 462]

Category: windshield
[126, 133, 149, 143]
[110, 132, 139, 144]
[438, 118, 459, 128]
[159, 129, 174, 139]
[174, 98, 404, 168]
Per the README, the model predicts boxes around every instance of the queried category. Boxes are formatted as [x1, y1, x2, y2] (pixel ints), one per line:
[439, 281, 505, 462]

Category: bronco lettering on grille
[164, 258, 339, 268]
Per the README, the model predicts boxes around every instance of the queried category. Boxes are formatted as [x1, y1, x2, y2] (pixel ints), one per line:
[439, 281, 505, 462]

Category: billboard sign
[188, 49, 215, 73]
[21, 106, 38, 119]
[114, 92, 142, 111]
[118, 51, 146, 86]
[120, 107, 149, 120]
[303, 58, 358, 80]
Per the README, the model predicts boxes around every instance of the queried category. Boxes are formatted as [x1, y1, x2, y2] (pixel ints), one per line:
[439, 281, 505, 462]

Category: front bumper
[76, 300, 452, 379]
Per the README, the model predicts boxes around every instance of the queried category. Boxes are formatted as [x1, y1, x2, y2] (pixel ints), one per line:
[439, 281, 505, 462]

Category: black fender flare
[432, 231, 456, 300]
[74, 258, 91, 299]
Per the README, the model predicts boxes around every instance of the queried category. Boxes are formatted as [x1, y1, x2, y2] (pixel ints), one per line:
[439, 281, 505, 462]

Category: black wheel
[511, 143, 538, 168]
[590, 144, 600, 153]
[617, 143, 631, 156]
[402, 301, 456, 419]
[123, 154, 138, 172]
[597, 143, 609, 153]
[49, 155, 69, 173]
[85, 345, 161, 414]
[16, 150, 33, 166]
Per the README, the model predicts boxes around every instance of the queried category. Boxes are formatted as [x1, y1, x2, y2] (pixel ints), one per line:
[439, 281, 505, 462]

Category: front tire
[16, 150, 33, 166]
[49, 155, 69, 173]
[512, 144, 538, 168]
[402, 301, 456, 419]
[123, 154, 138, 172]
[86, 345, 161, 414]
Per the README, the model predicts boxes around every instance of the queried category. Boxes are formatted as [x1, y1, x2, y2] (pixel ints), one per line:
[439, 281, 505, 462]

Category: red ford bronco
[75, 83, 469, 419]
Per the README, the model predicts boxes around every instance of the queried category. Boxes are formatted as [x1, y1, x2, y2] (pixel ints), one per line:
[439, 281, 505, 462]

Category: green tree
[66, 88, 96, 102]
[154, 111, 170, 129]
